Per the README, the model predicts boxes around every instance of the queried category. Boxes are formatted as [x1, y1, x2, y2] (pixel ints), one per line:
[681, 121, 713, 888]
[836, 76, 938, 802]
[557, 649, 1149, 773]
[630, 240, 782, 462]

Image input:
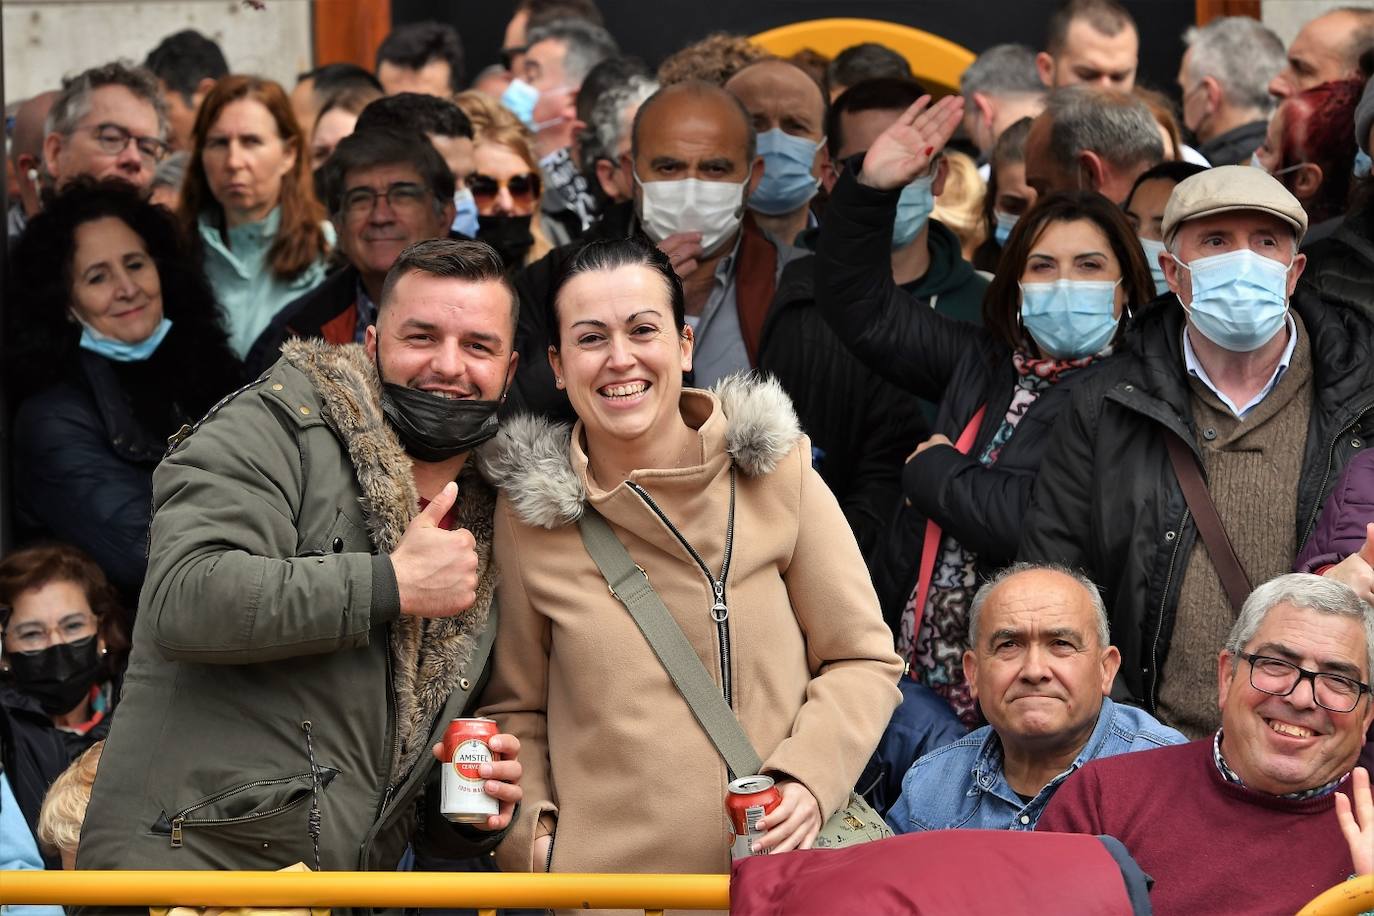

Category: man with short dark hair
[291, 63, 384, 144]
[961, 44, 1046, 159]
[1269, 6, 1374, 100]
[500, 0, 604, 78]
[7, 91, 57, 242]
[42, 61, 169, 193]
[1023, 85, 1163, 203]
[1021, 166, 1374, 739]
[144, 29, 229, 152]
[79, 238, 523, 875]
[1036, 0, 1138, 92]
[888, 565, 1183, 833]
[1178, 17, 1286, 167]
[1039, 573, 1374, 914]
[726, 58, 829, 247]
[247, 128, 458, 374]
[826, 43, 912, 102]
[356, 92, 477, 198]
[376, 21, 465, 98]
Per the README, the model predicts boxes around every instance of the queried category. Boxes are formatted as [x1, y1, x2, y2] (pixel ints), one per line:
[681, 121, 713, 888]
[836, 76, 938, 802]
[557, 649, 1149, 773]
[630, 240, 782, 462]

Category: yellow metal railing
[0, 871, 731, 915]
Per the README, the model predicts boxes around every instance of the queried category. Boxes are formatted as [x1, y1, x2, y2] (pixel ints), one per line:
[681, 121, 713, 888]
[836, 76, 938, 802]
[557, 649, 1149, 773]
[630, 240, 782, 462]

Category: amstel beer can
[440, 717, 500, 824]
[727, 775, 781, 858]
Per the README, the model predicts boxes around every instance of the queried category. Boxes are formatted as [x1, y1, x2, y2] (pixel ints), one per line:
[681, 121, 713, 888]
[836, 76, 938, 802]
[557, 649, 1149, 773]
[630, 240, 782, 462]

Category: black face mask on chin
[375, 349, 506, 463]
[7, 635, 103, 716]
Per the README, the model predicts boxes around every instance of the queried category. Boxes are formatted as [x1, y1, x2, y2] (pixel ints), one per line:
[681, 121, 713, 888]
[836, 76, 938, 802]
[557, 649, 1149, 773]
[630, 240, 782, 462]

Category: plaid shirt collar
[1212, 729, 1344, 800]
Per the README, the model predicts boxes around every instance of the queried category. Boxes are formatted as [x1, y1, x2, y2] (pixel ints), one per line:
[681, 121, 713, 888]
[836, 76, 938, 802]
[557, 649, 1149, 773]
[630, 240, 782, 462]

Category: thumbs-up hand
[1321, 522, 1374, 606]
[391, 482, 479, 619]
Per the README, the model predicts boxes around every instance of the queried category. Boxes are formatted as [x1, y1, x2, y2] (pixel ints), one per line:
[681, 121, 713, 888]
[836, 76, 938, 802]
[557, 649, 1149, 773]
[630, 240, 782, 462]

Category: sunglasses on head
[467, 172, 541, 205]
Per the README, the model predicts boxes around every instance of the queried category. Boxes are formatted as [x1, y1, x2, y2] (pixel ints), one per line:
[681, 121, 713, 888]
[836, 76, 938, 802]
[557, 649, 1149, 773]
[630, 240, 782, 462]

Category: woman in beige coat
[479, 237, 902, 881]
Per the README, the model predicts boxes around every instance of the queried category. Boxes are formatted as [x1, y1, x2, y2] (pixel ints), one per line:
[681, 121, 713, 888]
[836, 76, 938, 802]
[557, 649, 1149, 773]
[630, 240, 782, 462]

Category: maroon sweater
[1037, 739, 1352, 915]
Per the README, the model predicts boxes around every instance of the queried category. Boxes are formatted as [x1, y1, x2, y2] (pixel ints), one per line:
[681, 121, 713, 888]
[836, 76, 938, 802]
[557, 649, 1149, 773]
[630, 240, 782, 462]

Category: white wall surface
[3, 0, 313, 105]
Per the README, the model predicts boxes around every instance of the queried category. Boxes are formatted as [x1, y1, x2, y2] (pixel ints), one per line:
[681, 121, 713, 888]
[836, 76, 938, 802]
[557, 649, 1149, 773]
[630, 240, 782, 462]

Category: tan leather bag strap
[1163, 428, 1252, 614]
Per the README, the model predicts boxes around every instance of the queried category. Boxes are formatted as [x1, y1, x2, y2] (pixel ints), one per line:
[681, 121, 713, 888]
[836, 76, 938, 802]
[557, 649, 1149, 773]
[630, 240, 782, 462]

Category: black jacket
[244, 264, 360, 378]
[1019, 293, 1374, 711]
[1299, 208, 1374, 318]
[13, 353, 178, 596]
[0, 683, 112, 869]
[1197, 120, 1268, 168]
[814, 168, 1112, 629]
[760, 255, 929, 560]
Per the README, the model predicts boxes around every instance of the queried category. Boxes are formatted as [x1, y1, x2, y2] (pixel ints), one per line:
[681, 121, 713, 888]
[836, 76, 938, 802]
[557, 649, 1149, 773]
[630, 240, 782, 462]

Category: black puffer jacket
[1299, 206, 1374, 317]
[1019, 292, 1374, 711]
[814, 168, 1114, 629]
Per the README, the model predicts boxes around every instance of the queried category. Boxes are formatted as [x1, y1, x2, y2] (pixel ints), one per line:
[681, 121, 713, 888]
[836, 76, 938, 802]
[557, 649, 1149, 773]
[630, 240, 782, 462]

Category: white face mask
[634, 172, 749, 257]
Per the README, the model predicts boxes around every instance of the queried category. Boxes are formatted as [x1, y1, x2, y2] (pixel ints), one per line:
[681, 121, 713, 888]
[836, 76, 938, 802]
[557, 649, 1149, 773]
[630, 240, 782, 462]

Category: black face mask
[7, 635, 102, 716]
[477, 214, 535, 271]
[379, 383, 503, 462]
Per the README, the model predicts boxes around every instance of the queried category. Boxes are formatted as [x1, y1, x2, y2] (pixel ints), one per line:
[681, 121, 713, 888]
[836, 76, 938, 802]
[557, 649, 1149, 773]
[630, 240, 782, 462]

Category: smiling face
[548, 264, 693, 451]
[1218, 603, 1373, 795]
[200, 97, 296, 227]
[964, 568, 1120, 754]
[1020, 218, 1126, 318]
[336, 163, 451, 285]
[68, 216, 165, 344]
[365, 270, 517, 402]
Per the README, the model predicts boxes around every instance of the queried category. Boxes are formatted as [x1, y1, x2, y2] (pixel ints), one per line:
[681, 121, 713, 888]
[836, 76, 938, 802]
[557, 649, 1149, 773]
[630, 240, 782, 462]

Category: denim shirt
[886, 697, 1186, 833]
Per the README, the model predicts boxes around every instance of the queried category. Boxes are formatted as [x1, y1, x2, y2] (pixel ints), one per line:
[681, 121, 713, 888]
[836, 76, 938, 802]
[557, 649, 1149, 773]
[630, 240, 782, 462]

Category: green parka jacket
[77, 339, 500, 875]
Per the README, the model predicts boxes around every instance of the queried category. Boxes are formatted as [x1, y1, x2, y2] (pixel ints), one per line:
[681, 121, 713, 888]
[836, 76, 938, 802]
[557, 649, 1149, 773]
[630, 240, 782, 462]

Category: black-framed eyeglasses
[341, 182, 432, 219]
[1239, 651, 1372, 713]
[88, 122, 168, 164]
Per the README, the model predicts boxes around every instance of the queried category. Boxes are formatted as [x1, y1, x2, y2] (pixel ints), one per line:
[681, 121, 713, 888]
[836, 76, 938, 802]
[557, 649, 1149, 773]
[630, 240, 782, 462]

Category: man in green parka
[77, 239, 522, 877]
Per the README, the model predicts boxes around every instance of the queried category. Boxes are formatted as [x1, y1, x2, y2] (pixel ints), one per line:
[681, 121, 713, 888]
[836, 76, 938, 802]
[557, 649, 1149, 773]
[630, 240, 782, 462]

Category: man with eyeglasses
[1039, 572, 1374, 913]
[245, 128, 457, 376]
[40, 61, 169, 196]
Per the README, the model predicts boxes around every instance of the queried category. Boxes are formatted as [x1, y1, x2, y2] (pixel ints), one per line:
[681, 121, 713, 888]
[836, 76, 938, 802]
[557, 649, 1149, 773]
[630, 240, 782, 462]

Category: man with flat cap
[1020, 165, 1374, 739]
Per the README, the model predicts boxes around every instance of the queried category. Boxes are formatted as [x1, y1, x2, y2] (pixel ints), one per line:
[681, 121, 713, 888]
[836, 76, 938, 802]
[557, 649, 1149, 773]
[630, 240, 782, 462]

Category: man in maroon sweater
[1038, 572, 1373, 915]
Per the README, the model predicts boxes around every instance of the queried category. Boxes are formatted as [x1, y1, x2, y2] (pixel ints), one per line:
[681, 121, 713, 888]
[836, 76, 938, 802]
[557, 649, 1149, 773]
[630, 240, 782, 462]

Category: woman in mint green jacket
[180, 75, 333, 359]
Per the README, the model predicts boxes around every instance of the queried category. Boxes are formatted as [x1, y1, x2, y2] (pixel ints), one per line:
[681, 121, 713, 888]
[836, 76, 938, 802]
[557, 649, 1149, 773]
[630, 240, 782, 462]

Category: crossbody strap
[1162, 427, 1252, 614]
[578, 507, 763, 778]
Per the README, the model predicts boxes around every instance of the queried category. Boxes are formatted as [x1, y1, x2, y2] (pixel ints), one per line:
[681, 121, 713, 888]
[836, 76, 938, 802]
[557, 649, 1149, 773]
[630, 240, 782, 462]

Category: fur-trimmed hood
[280, 339, 497, 782]
[480, 373, 802, 529]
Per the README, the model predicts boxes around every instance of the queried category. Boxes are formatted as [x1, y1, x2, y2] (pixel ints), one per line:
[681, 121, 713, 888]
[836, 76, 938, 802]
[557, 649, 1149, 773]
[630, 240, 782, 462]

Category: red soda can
[440, 717, 500, 824]
[727, 775, 781, 858]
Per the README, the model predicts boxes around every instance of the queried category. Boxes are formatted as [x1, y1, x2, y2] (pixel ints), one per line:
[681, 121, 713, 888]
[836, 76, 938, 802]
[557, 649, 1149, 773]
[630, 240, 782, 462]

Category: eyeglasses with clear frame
[3, 611, 98, 653]
[1238, 651, 1372, 713]
[88, 122, 169, 165]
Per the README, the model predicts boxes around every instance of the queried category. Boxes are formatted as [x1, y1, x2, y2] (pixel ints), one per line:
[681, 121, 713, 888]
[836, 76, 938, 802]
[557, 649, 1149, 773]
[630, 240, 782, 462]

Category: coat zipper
[166, 771, 329, 848]
[624, 465, 737, 706]
[377, 629, 400, 821]
[1148, 507, 1190, 713]
[1298, 404, 1372, 552]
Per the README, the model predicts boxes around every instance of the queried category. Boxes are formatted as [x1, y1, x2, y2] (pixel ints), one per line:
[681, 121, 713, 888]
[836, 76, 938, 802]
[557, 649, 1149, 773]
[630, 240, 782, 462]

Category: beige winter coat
[478, 376, 902, 883]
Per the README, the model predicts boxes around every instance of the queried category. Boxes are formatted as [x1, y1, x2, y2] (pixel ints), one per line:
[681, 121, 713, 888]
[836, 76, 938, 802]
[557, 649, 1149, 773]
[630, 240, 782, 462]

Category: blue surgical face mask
[749, 128, 824, 216]
[77, 316, 173, 362]
[1355, 149, 1372, 178]
[1018, 279, 1121, 359]
[993, 210, 1018, 247]
[451, 187, 479, 237]
[1139, 236, 1169, 296]
[1173, 248, 1291, 352]
[892, 174, 935, 249]
[500, 78, 540, 130]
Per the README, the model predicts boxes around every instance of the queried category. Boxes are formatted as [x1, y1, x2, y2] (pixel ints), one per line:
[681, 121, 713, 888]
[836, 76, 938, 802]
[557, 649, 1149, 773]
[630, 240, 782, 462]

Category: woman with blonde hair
[931, 149, 987, 263]
[180, 75, 333, 358]
[454, 90, 559, 270]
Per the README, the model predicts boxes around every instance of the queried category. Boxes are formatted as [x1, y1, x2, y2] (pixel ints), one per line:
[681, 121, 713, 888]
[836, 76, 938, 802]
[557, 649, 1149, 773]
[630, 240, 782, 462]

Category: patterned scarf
[903, 349, 1101, 726]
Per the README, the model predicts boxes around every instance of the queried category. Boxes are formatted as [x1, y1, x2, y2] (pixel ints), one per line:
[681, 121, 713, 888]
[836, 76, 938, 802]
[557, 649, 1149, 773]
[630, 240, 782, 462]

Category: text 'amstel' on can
[440, 717, 500, 824]
[727, 775, 781, 858]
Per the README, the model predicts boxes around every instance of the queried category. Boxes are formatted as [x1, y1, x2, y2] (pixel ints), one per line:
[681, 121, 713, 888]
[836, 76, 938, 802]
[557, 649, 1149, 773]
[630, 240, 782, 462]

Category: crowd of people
[2, 0, 1374, 913]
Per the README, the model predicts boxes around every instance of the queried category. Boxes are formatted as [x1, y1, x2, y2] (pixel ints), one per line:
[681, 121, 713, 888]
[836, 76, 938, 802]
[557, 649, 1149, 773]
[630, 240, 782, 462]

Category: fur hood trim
[280, 339, 497, 782]
[480, 373, 801, 529]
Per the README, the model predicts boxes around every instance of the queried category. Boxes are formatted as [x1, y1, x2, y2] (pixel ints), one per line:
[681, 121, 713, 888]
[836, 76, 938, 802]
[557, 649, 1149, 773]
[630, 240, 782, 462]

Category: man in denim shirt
[887, 564, 1185, 833]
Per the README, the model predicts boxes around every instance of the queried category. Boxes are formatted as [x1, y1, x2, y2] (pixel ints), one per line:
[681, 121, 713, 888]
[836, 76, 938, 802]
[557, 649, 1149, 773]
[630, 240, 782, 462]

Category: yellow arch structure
[751, 18, 974, 96]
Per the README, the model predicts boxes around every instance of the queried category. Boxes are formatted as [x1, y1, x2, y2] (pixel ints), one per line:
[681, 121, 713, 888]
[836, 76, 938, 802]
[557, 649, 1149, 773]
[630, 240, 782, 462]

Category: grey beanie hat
[1357, 75, 1374, 154]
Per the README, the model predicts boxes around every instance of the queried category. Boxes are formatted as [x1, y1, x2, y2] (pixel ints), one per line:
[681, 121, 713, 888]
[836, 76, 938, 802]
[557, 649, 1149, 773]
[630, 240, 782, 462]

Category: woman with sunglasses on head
[0, 544, 130, 869]
[181, 75, 334, 360]
[455, 91, 558, 271]
[815, 95, 1155, 729]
